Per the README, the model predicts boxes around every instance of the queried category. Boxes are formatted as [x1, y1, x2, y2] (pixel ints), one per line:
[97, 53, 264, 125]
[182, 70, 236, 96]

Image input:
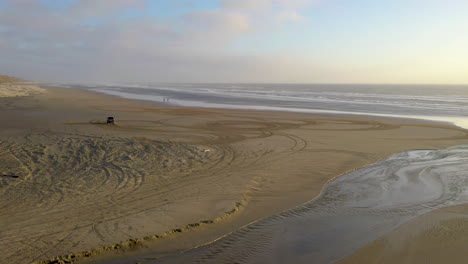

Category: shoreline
[2, 85, 468, 263]
[74, 84, 468, 130]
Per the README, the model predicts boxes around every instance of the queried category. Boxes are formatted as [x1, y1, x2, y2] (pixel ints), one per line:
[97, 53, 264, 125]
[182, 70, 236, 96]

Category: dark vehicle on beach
[107, 116, 115, 124]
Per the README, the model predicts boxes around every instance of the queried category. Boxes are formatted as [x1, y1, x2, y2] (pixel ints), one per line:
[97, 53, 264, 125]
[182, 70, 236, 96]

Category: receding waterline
[89, 88, 468, 130]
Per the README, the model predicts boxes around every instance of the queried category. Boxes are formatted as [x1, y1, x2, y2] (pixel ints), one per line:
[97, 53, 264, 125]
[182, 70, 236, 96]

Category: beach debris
[203, 149, 211, 153]
[2, 174, 19, 178]
[106, 116, 115, 124]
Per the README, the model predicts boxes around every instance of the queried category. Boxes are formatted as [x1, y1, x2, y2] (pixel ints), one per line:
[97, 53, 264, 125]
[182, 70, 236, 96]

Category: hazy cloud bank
[0, 0, 316, 82]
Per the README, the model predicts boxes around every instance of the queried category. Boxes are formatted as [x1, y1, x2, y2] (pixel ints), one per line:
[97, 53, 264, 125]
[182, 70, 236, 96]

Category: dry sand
[0, 83, 45, 97]
[0, 85, 468, 263]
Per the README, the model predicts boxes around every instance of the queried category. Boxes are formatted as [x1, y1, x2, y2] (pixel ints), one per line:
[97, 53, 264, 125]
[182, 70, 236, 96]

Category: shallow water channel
[145, 145, 468, 263]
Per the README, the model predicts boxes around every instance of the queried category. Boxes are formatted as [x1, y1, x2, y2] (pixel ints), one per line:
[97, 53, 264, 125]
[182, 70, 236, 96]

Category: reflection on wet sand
[155, 146, 468, 264]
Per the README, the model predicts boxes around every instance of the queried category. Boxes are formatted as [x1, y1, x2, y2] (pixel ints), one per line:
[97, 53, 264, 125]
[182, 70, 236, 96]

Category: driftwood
[1, 174, 19, 178]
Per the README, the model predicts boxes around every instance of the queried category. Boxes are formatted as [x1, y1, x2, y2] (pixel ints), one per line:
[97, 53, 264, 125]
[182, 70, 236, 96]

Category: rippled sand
[1, 86, 467, 263]
[154, 146, 468, 264]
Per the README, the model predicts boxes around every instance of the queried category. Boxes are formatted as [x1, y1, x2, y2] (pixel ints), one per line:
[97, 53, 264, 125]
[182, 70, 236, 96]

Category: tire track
[0, 132, 237, 263]
[1, 118, 317, 263]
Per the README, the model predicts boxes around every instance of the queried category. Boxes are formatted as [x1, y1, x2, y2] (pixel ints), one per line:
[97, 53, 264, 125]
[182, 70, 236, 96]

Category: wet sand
[149, 146, 468, 264]
[1, 85, 468, 263]
[338, 200, 468, 264]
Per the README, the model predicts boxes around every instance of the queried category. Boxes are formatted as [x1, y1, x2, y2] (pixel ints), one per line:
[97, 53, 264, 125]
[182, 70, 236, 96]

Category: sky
[0, 0, 467, 84]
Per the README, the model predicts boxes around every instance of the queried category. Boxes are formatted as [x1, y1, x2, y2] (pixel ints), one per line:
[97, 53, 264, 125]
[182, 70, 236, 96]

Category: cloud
[69, 0, 145, 18]
[221, 0, 272, 11]
[222, 0, 315, 11]
[221, 0, 313, 29]
[0, 0, 317, 82]
[275, 0, 316, 9]
[183, 10, 250, 35]
[277, 10, 306, 23]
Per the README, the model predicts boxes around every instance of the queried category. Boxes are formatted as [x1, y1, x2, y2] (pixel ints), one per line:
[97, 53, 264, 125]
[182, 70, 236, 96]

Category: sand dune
[0, 83, 45, 97]
[0, 74, 23, 83]
[1, 86, 468, 263]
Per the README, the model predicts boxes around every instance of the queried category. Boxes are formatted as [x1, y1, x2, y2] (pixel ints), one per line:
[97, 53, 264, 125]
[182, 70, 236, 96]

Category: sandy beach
[1, 85, 468, 264]
[338, 202, 468, 264]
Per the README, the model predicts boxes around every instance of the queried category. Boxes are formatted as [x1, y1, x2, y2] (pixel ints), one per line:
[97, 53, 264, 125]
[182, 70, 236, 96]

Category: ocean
[54, 83, 468, 129]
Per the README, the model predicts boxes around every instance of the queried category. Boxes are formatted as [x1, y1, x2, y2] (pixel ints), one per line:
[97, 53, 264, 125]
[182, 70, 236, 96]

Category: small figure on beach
[107, 116, 115, 124]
